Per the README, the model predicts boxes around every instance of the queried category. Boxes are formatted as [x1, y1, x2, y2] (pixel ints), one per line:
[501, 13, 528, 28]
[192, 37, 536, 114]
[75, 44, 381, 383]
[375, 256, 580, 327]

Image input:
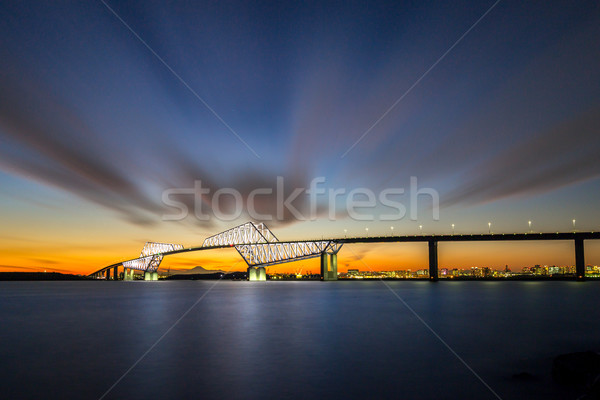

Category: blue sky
[1, 1, 599, 272]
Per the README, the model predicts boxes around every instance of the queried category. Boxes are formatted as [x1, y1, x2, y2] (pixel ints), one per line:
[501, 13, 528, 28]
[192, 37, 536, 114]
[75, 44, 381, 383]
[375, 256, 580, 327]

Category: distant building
[549, 266, 561, 275]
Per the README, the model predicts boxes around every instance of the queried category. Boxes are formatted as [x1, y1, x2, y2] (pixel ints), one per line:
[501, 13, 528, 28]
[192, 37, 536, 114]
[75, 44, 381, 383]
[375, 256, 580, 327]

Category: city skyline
[1, 1, 600, 275]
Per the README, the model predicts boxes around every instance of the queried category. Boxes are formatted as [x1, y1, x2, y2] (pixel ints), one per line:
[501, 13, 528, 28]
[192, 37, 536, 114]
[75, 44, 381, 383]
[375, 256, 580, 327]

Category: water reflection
[0, 281, 598, 399]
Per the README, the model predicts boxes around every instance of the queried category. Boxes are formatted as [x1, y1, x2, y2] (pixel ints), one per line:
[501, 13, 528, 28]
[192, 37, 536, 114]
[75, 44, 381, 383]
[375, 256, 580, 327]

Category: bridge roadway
[90, 231, 599, 281]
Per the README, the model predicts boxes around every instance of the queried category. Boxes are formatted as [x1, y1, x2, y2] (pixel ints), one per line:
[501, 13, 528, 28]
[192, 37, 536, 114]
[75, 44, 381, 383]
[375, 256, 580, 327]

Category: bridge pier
[575, 238, 585, 281]
[105, 269, 111, 280]
[428, 240, 438, 281]
[113, 266, 118, 280]
[143, 271, 159, 281]
[321, 252, 338, 281]
[248, 267, 266, 281]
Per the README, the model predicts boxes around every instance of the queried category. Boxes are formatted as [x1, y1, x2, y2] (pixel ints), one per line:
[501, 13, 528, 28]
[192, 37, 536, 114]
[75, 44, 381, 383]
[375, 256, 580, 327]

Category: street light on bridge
[419, 225, 423, 234]
[390, 226, 394, 236]
[365, 227, 369, 237]
[528, 220, 532, 233]
[452, 224, 455, 235]
[573, 219, 576, 231]
[488, 222, 491, 234]
[344, 229, 347, 238]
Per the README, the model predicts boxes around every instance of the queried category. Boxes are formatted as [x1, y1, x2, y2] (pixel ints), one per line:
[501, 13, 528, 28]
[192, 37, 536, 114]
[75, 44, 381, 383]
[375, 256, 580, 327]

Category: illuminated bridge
[89, 222, 600, 281]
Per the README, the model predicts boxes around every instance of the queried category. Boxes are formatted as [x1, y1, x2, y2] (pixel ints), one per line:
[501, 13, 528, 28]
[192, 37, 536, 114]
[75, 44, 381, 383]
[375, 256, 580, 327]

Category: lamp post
[528, 220, 532, 233]
[488, 222, 491, 234]
[344, 229, 347, 238]
[390, 226, 394, 236]
[365, 227, 369, 237]
[573, 219, 576, 231]
[419, 225, 423, 234]
[452, 224, 455, 235]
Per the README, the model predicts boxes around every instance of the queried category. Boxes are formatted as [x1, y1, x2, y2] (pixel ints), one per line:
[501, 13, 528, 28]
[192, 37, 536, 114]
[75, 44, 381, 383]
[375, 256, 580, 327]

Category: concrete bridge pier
[143, 271, 159, 281]
[428, 240, 438, 282]
[123, 268, 133, 280]
[113, 266, 118, 280]
[575, 238, 585, 281]
[321, 252, 338, 281]
[105, 269, 111, 280]
[248, 267, 266, 281]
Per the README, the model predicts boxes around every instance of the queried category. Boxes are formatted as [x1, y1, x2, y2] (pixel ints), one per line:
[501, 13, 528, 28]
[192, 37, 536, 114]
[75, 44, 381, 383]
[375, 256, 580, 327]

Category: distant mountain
[169, 266, 225, 275]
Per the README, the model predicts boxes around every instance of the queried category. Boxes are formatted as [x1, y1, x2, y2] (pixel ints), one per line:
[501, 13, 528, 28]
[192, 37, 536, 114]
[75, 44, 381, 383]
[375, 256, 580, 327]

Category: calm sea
[1, 281, 599, 399]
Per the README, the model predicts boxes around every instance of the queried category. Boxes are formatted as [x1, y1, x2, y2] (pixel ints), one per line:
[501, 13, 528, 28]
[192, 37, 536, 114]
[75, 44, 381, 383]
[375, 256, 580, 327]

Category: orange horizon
[2, 240, 599, 275]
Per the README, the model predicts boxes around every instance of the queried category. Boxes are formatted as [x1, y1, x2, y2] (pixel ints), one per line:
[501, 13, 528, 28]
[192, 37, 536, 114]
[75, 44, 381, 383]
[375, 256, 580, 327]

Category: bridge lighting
[344, 229, 347, 238]
[573, 219, 576, 230]
[528, 220, 532, 232]
[419, 225, 423, 233]
[488, 222, 491, 234]
[390, 226, 394, 236]
[452, 224, 455, 235]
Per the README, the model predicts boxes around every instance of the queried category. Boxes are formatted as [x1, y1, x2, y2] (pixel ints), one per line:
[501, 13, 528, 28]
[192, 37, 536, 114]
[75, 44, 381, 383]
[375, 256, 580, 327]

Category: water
[1, 281, 599, 400]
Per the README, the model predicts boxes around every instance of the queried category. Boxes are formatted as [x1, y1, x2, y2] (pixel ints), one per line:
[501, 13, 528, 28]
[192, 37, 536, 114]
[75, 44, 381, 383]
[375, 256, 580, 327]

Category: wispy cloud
[443, 106, 600, 206]
[0, 76, 163, 224]
[0, 74, 319, 227]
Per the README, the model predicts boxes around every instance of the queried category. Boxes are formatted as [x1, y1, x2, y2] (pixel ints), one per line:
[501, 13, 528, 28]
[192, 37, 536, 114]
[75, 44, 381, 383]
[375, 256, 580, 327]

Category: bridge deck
[89, 232, 600, 276]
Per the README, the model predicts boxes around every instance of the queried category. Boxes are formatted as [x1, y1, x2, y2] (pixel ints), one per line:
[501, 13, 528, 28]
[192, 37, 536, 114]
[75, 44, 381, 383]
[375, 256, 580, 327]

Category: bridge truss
[122, 242, 184, 272]
[204, 222, 342, 267]
[236, 240, 342, 267]
[91, 222, 343, 278]
[202, 222, 278, 246]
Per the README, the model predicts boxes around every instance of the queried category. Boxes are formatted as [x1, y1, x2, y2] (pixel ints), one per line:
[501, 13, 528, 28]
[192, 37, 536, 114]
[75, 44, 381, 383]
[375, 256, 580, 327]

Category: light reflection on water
[1, 281, 598, 399]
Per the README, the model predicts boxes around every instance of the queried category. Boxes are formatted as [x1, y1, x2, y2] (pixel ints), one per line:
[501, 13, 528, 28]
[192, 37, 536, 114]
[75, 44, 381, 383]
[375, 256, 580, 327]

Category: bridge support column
[106, 269, 111, 280]
[144, 271, 152, 281]
[428, 240, 438, 282]
[151, 271, 158, 281]
[330, 253, 337, 279]
[321, 252, 337, 281]
[113, 266, 118, 280]
[575, 238, 585, 281]
[247, 267, 266, 281]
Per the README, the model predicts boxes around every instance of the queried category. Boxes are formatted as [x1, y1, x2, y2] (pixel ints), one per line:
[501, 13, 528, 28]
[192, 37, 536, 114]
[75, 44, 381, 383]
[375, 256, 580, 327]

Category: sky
[1, 1, 599, 274]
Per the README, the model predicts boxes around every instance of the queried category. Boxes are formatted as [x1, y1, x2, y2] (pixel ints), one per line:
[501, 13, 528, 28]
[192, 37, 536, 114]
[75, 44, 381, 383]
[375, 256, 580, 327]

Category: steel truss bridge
[90, 222, 342, 281]
[89, 222, 600, 281]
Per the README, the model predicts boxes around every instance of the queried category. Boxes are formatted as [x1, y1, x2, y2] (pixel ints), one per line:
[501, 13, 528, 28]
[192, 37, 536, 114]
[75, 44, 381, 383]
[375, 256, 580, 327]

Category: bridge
[89, 222, 600, 281]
